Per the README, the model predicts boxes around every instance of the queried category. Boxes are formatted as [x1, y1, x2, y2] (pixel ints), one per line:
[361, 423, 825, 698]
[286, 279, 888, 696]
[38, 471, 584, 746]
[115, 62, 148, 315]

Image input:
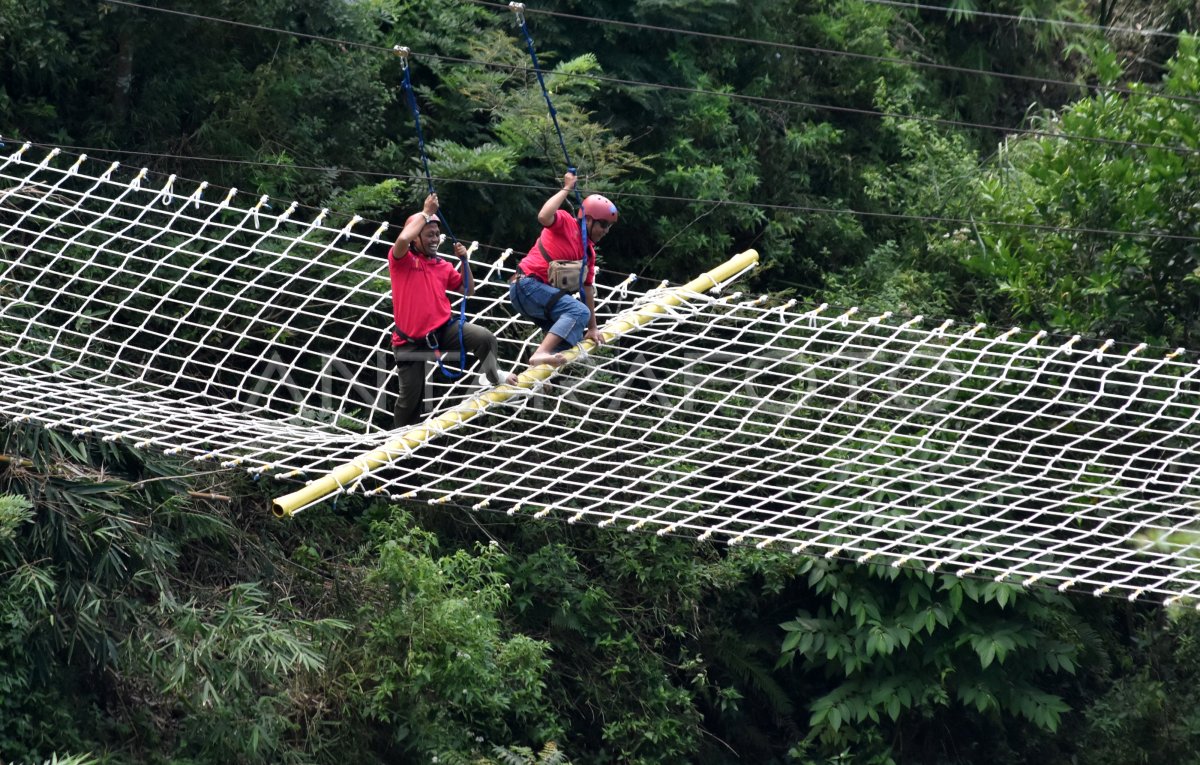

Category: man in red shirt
[508, 171, 614, 366]
[389, 193, 514, 427]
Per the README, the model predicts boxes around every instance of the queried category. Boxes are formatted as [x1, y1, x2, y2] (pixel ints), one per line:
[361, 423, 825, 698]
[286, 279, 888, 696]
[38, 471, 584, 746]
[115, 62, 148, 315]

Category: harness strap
[539, 236, 589, 286]
[523, 242, 571, 322]
[393, 317, 463, 369]
[393, 322, 444, 350]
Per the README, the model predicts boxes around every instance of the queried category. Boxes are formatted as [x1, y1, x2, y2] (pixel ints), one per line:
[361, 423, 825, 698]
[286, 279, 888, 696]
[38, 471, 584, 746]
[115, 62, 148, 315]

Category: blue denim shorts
[508, 276, 591, 351]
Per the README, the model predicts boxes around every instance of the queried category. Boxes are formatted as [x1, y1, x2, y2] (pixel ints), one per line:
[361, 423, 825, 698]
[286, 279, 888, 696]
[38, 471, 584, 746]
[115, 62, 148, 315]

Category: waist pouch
[539, 239, 583, 292]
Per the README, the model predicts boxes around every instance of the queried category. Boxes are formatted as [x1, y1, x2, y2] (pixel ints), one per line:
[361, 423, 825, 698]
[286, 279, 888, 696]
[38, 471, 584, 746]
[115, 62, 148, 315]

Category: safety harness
[393, 316, 455, 366]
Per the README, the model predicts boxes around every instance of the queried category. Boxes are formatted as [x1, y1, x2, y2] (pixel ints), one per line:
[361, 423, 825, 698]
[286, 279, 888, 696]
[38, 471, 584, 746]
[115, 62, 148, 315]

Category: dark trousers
[392, 322, 502, 428]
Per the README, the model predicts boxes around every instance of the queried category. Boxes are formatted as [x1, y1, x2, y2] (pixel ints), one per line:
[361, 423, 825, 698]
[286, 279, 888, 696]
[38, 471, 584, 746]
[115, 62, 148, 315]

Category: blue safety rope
[509, 3, 589, 302]
[396, 46, 467, 380]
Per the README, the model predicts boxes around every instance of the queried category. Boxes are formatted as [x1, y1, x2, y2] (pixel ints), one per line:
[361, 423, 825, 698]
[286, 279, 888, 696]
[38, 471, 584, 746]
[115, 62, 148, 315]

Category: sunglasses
[592, 219, 614, 231]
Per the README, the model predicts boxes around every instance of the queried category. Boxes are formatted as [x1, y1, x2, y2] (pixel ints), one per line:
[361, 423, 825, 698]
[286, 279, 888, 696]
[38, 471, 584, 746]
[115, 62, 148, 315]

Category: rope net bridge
[4, 144, 1200, 607]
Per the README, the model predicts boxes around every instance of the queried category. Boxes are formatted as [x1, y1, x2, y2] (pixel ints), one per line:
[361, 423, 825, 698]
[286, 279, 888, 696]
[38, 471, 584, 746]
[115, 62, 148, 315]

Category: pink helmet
[581, 194, 618, 223]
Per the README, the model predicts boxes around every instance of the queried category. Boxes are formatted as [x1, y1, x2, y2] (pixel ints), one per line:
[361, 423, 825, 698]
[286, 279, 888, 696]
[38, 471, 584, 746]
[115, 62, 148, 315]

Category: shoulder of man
[556, 208, 576, 224]
[546, 208, 579, 234]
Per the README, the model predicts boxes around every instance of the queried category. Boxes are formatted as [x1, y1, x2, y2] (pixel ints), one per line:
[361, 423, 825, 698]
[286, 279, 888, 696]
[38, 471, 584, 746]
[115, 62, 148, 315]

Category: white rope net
[4, 144, 1200, 607]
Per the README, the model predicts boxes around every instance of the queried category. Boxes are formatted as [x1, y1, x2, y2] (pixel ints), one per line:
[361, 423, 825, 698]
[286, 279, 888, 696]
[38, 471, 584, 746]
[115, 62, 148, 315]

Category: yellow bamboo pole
[271, 249, 759, 517]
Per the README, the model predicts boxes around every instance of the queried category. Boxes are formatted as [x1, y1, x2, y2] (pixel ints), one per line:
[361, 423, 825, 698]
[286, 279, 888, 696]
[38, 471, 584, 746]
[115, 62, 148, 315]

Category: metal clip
[393, 45, 410, 70]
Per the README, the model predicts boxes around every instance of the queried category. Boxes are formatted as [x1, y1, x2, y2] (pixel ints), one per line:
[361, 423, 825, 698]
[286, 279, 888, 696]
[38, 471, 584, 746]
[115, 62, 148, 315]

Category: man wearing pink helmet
[508, 171, 613, 366]
[388, 192, 515, 427]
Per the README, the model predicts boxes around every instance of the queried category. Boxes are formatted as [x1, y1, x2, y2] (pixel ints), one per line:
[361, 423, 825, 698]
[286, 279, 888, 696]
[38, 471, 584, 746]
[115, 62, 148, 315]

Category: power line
[422, 49, 1200, 158]
[102, 0, 392, 53]
[10, 139, 1200, 248]
[99, 0, 1200, 159]
[860, 0, 1186, 39]
[39, 6, 1200, 249]
[468, 0, 1200, 108]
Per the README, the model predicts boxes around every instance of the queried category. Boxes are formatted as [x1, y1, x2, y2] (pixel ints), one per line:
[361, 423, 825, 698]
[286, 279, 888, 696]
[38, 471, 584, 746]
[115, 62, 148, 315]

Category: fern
[535, 741, 567, 765]
[483, 742, 570, 765]
[0, 493, 32, 540]
[491, 746, 532, 765]
[705, 627, 795, 718]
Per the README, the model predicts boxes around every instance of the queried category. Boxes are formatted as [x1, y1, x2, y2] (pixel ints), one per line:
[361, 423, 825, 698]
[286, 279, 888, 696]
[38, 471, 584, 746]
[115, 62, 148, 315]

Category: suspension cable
[396, 46, 468, 380]
[510, 2, 590, 300]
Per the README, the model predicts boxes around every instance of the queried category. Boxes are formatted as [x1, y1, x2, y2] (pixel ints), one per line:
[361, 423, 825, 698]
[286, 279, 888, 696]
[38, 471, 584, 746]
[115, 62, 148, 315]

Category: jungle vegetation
[3, 1, 1200, 763]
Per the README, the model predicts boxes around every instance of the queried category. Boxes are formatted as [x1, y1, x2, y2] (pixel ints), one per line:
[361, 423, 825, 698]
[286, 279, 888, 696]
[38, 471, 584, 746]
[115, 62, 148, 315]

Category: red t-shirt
[516, 209, 596, 286]
[388, 245, 463, 347]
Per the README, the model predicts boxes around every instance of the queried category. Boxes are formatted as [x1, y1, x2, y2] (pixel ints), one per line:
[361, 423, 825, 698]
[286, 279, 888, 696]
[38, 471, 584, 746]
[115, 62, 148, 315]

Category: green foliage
[1, 0, 403, 199]
[0, 424, 360, 764]
[438, 741, 572, 765]
[1067, 607, 1200, 765]
[358, 509, 557, 759]
[126, 583, 351, 762]
[0, 492, 31, 538]
[438, 31, 647, 249]
[0, 489, 76, 760]
[7, 428, 1200, 765]
[9, 3, 1200, 764]
[940, 34, 1200, 345]
[498, 531, 708, 764]
[326, 178, 408, 219]
[780, 560, 1079, 761]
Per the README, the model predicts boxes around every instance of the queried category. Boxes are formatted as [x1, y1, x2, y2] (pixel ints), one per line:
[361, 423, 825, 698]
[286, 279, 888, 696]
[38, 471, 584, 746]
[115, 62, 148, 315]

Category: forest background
[3, 0, 1200, 763]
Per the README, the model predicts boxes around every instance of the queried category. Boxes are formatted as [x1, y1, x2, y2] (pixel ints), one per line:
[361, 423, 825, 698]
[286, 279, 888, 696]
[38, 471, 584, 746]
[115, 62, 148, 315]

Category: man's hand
[562, 172, 577, 193]
[453, 241, 469, 260]
[423, 193, 438, 217]
[585, 327, 605, 345]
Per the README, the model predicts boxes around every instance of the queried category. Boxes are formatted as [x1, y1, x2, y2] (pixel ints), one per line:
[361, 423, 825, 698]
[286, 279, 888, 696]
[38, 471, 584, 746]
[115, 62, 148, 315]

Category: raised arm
[393, 193, 439, 255]
[536, 172, 577, 228]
